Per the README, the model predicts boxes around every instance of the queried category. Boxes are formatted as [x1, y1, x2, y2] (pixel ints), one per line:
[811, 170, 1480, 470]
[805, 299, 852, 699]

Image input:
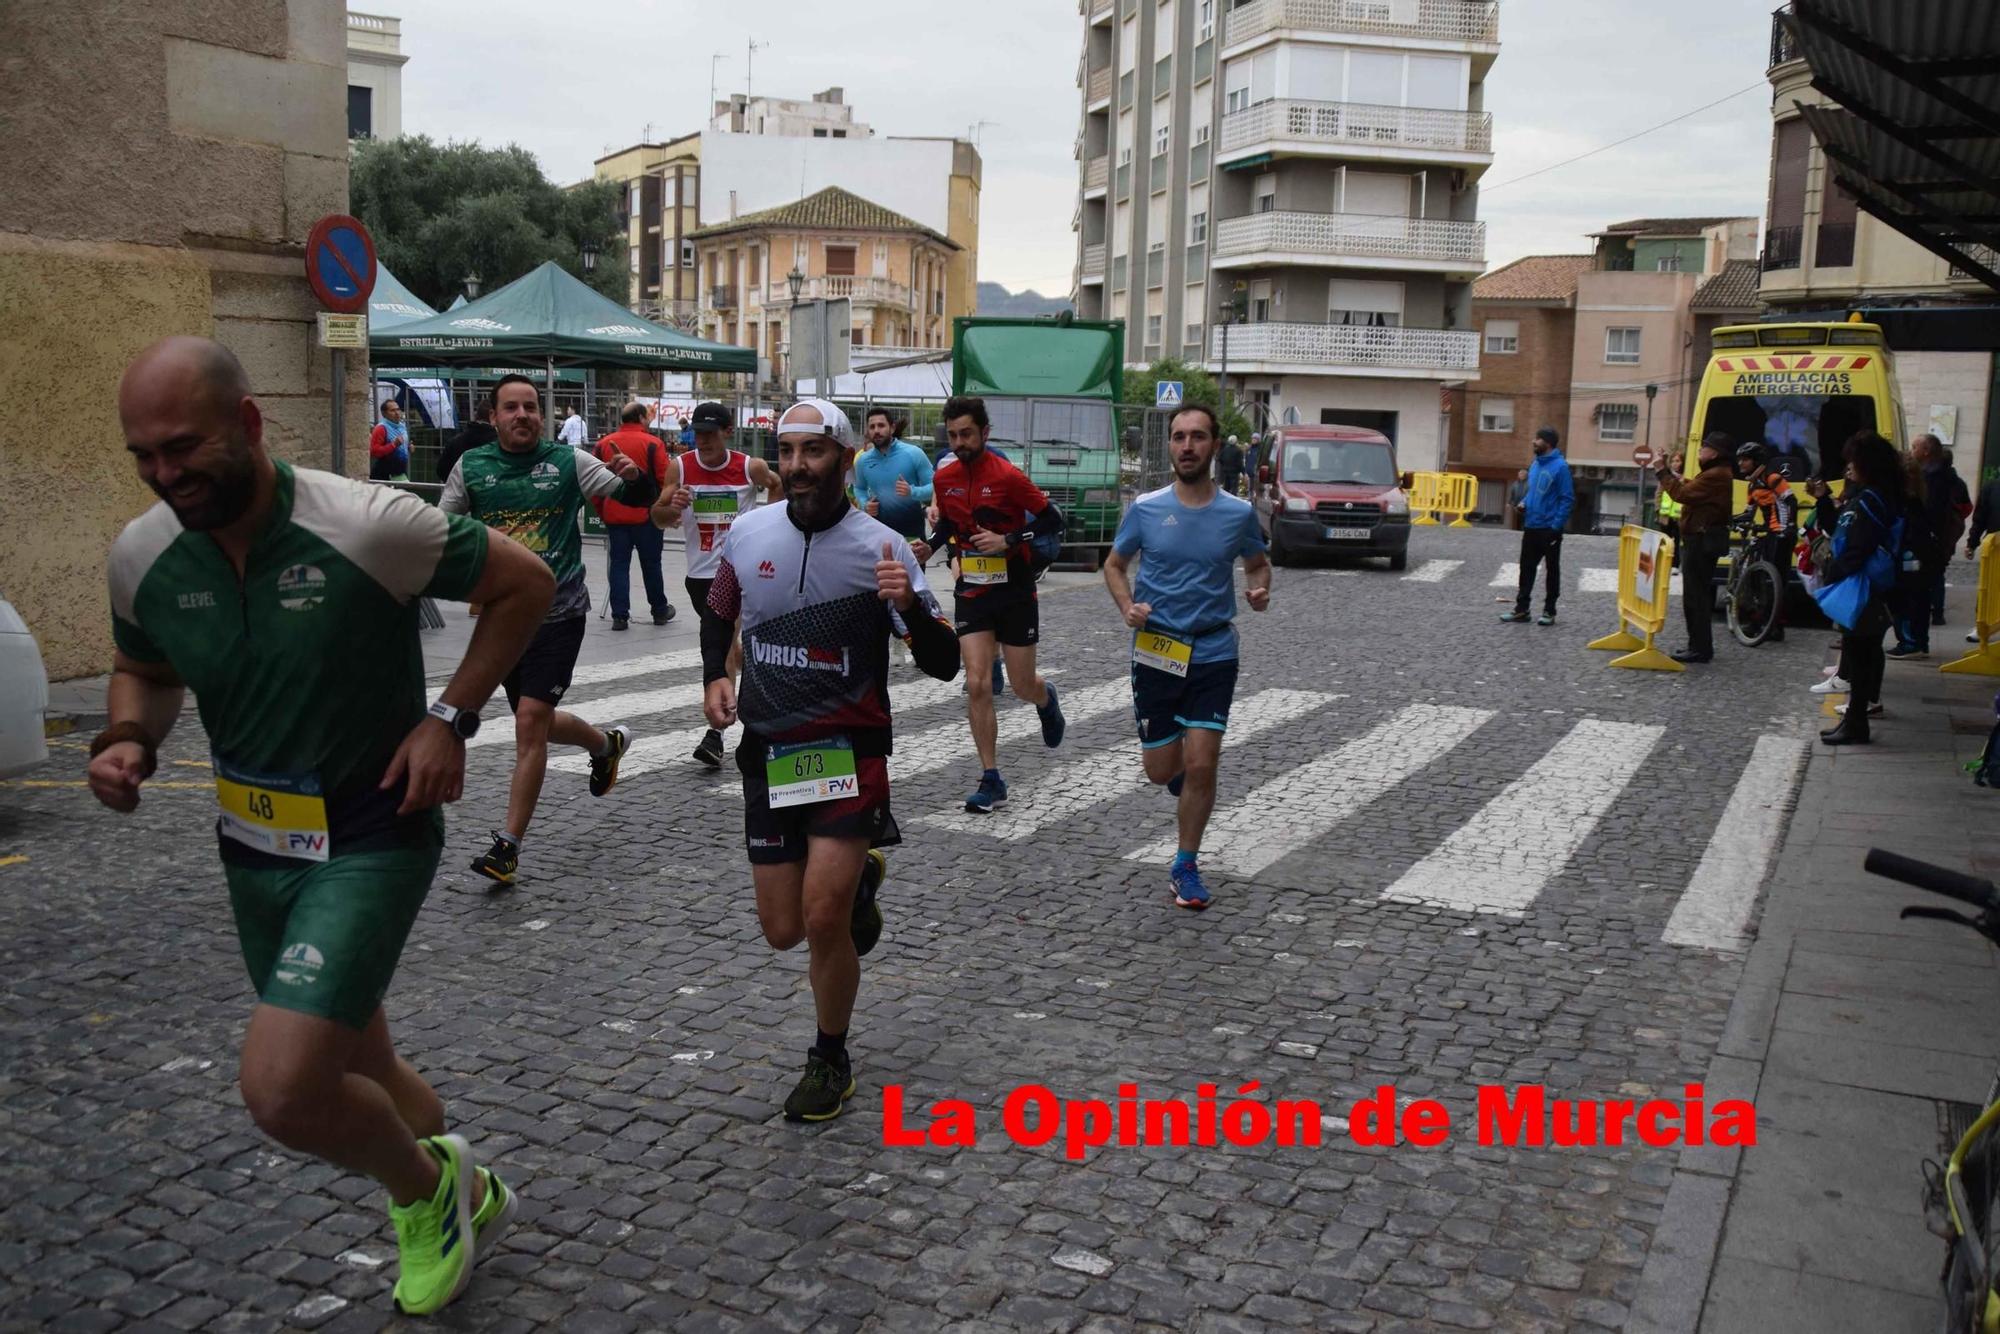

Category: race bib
[961, 554, 1010, 586]
[1133, 629, 1194, 677]
[214, 758, 330, 861]
[692, 490, 740, 520]
[765, 737, 860, 809]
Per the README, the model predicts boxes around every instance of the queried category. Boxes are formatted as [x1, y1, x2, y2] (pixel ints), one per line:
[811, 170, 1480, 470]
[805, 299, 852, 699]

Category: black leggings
[1842, 597, 1890, 707]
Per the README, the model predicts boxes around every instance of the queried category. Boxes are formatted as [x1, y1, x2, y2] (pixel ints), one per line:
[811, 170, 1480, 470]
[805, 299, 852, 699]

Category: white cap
[777, 397, 857, 450]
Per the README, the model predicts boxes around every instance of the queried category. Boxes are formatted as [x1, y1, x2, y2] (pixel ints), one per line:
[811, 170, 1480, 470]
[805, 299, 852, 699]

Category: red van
[1253, 426, 1413, 569]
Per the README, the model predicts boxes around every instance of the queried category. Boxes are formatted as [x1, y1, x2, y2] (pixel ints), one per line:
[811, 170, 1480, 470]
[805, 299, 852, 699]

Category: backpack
[1026, 501, 1066, 577]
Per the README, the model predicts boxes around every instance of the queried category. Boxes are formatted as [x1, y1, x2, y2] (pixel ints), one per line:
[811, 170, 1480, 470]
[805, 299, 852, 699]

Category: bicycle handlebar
[1864, 849, 2000, 911]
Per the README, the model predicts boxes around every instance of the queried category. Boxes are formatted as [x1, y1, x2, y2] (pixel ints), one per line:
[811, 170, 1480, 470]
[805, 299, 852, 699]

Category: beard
[152, 434, 258, 530]
[1173, 455, 1212, 483]
[783, 467, 847, 524]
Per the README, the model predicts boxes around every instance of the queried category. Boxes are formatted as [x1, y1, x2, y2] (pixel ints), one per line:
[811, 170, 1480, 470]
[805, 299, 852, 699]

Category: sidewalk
[1632, 616, 2000, 1332]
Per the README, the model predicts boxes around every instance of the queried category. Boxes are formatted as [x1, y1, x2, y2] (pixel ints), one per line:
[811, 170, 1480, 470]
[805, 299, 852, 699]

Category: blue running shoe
[965, 771, 1008, 814]
[1170, 859, 1212, 910]
[1037, 684, 1066, 748]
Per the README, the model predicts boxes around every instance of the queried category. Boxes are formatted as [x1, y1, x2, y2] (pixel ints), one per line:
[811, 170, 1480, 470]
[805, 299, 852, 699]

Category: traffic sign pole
[1631, 444, 1656, 528]
[304, 215, 378, 476]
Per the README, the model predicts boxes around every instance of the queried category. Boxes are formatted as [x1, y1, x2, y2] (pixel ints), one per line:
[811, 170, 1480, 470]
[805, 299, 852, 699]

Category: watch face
[454, 711, 480, 740]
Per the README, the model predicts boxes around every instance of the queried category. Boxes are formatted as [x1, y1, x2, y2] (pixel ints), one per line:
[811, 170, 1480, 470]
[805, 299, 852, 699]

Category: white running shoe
[1809, 676, 1850, 695]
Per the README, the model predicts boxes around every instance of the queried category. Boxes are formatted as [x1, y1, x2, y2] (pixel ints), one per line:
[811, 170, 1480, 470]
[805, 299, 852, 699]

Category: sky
[390, 0, 1777, 296]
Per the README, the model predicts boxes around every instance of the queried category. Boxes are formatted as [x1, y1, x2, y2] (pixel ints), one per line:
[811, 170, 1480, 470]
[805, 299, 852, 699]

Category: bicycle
[1864, 848, 2000, 1333]
[1724, 516, 1788, 648]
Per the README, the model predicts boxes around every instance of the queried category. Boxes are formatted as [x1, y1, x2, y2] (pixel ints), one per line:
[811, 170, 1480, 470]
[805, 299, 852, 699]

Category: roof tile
[688, 186, 958, 248]
[1690, 258, 1762, 311]
[1473, 254, 1594, 302]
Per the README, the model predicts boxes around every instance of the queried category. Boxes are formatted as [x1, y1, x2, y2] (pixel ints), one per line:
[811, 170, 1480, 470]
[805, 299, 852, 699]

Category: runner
[649, 400, 780, 768]
[91, 336, 555, 1314]
[918, 394, 1067, 814]
[1102, 403, 1271, 910]
[440, 373, 662, 884]
[854, 407, 934, 542]
[701, 398, 960, 1120]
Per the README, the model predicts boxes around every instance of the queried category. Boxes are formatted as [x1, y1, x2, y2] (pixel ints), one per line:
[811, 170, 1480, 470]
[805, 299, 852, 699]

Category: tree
[350, 136, 627, 310]
[1121, 357, 1252, 442]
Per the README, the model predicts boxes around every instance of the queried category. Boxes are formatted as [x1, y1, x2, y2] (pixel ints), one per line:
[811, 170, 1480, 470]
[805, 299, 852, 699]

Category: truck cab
[1253, 426, 1412, 569]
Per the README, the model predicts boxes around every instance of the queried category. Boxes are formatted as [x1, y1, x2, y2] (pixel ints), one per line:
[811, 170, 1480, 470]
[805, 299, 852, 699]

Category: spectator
[1218, 434, 1245, 495]
[558, 405, 588, 451]
[438, 402, 495, 485]
[1500, 427, 1574, 626]
[1653, 432, 1735, 663]
[594, 402, 676, 631]
[1505, 468, 1529, 531]
[678, 416, 695, 452]
[1888, 452, 1939, 660]
[367, 397, 411, 482]
[1816, 432, 1906, 745]
[1917, 435, 1971, 629]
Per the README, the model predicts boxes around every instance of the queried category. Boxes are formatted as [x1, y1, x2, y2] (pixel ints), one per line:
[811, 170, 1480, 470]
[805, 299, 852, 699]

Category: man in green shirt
[440, 374, 661, 883]
[89, 336, 557, 1315]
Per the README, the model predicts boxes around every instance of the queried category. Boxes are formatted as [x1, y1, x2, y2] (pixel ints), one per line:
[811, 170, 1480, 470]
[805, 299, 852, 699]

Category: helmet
[1735, 441, 1768, 467]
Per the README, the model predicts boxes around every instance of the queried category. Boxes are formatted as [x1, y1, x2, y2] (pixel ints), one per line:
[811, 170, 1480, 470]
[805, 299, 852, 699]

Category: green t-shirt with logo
[441, 439, 649, 621]
[108, 462, 488, 863]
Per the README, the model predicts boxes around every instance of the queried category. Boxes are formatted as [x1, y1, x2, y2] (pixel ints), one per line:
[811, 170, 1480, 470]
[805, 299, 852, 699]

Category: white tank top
[680, 449, 754, 579]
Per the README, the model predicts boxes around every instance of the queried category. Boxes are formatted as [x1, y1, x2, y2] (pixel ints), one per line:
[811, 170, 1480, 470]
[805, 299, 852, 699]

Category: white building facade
[1072, 0, 1499, 470]
[345, 11, 405, 141]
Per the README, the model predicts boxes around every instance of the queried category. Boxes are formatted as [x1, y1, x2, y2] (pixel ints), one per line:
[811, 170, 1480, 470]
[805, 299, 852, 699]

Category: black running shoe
[470, 834, 518, 885]
[852, 849, 886, 957]
[693, 728, 725, 769]
[783, 1049, 855, 1123]
[589, 725, 632, 797]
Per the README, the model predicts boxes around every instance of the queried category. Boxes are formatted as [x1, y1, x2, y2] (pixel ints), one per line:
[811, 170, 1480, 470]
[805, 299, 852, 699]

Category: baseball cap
[777, 397, 857, 450]
[689, 401, 732, 432]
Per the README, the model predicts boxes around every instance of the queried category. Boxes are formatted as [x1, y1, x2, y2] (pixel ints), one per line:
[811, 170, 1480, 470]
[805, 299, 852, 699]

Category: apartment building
[345, 11, 405, 141]
[595, 135, 703, 327]
[711, 87, 871, 138]
[1072, 0, 1499, 471]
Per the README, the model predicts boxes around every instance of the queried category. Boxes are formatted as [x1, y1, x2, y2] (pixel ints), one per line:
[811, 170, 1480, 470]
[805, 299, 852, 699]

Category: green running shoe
[852, 849, 886, 958]
[471, 1166, 518, 1258]
[589, 724, 632, 797]
[783, 1049, 856, 1123]
[391, 1134, 476, 1316]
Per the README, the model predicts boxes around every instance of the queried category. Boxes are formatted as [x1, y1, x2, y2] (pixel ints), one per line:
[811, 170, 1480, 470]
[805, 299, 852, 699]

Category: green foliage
[350, 136, 627, 310]
[1120, 357, 1253, 441]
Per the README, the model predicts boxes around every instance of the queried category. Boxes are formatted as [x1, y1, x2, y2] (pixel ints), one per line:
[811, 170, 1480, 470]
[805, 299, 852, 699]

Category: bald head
[118, 336, 267, 531]
[120, 336, 253, 426]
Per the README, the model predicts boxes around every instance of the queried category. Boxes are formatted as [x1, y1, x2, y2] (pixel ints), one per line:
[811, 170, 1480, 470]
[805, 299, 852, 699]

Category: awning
[1781, 0, 2000, 291]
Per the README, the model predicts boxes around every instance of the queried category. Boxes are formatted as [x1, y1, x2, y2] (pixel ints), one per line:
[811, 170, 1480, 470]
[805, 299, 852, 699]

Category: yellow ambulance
[1661, 319, 1906, 523]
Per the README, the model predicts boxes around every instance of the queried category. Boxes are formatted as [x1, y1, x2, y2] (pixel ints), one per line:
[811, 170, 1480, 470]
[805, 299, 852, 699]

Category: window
[1187, 319, 1204, 346]
[1254, 172, 1277, 213]
[346, 85, 373, 140]
[1147, 313, 1163, 344]
[825, 245, 857, 277]
[1329, 279, 1402, 327]
[1484, 319, 1519, 354]
[1193, 122, 1210, 145]
[628, 181, 642, 218]
[1598, 403, 1639, 442]
[1479, 398, 1514, 433]
[1190, 210, 1208, 244]
[1605, 327, 1642, 364]
[1154, 123, 1170, 156]
[1655, 253, 1683, 272]
[680, 238, 696, 268]
[813, 128, 828, 138]
[1198, 0, 1214, 40]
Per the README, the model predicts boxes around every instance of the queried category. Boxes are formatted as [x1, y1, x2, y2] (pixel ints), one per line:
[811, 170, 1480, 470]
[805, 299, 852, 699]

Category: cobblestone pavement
[1, 526, 1838, 1332]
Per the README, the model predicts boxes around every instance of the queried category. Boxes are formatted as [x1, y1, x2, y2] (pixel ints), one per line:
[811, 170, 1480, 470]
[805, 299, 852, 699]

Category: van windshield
[1281, 439, 1397, 486]
[1700, 392, 1877, 483]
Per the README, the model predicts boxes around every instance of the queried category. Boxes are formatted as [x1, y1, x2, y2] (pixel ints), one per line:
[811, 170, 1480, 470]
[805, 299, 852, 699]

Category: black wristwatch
[426, 700, 481, 740]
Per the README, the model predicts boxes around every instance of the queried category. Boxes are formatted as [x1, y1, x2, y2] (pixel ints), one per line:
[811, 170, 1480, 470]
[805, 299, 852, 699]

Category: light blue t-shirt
[1112, 486, 1267, 664]
[853, 439, 935, 536]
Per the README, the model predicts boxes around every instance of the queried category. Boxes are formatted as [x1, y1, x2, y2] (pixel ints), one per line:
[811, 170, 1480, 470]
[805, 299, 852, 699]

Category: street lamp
[1215, 297, 1237, 418]
[787, 265, 805, 304]
[786, 266, 806, 391]
[580, 239, 600, 274]
[463, 272, 482, 300]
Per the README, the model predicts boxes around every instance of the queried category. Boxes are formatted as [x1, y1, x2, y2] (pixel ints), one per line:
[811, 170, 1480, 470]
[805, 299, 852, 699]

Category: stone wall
[0, 0, 365, 681]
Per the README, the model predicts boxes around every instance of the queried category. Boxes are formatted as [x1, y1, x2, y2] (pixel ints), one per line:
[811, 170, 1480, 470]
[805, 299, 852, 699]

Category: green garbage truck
[951, 315, 1125, 567]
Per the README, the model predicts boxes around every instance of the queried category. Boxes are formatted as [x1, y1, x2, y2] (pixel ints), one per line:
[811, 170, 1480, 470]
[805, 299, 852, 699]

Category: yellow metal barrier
[1587, 525, 1683, 673]
[1408, 471, 1443, 526]
[1439, 472, 1477, 527]
[1942, 532, 2000, 677]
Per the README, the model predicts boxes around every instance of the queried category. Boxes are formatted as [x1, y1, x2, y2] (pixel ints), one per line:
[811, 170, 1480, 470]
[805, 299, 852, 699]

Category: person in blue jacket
[854, 407, 935, 541]
[1501, 426, 1575, 625]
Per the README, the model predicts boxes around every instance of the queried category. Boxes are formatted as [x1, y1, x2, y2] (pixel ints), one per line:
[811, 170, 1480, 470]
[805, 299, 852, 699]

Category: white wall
[1242, 374, 1448, 473]
[346, 57, 400, 139]
[1896, 349, 1991, 497]
[700, 133, 955, 232]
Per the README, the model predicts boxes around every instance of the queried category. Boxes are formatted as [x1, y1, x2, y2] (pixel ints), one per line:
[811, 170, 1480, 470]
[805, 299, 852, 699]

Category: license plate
[1323, 526, 1371, 540]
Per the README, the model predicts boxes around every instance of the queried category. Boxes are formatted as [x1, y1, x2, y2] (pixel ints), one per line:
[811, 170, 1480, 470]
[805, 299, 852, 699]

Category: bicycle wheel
[1727, 560, 1783, 647]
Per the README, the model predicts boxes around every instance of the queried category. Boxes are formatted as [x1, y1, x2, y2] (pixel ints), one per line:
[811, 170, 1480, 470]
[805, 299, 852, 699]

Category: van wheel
[1388, 550, 1408, 572]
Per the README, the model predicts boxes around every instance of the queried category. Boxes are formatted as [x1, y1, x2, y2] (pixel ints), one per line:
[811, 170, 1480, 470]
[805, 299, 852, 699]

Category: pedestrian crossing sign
[1155, 381, 1184, 408]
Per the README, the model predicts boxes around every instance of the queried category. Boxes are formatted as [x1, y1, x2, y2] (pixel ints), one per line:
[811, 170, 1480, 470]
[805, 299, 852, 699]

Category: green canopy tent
[371, 260, 755, 427]
[367, 265, 438, 329]
[446, 293, 468, 311]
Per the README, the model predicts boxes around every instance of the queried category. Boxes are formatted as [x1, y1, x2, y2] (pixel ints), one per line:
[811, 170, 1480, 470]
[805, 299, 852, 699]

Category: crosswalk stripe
[1661, 734, 1808, 951]
[922, 688, 1334, 841]
[1126, 703, 1496, 875]
[1490, 562, 1519, 587]
[566, 648, 706, 690]
[1579, 568, 1618, 593]
[1380, 718, 1664, 914]
[890, 678, 1129, 783]
[1404, 560, 1463, 583]
[469, 680, 708, 749]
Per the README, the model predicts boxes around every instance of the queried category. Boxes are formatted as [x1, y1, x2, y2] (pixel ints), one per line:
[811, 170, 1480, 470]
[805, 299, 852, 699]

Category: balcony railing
[1210, 321, 1480, 373]
[1769, 5, 1799, 69]
[1081, 242, 1107, 280]
[1083, 155, 1109, 192]
[708, 284, 737, 310]
[1814, 222, 1855, 268]
[797, 276, 915, 306]
[1214, 211, 1486, 266]
[1220, 99, 1493, 157]
[1225, 0, 1499, 48]
[1761, 225, 1803, 272]
[1087, 65, 1112, 103]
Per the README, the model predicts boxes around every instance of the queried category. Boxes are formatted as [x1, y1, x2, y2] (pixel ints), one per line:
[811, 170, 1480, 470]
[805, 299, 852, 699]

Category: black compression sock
[815, 1029, 848, 1065]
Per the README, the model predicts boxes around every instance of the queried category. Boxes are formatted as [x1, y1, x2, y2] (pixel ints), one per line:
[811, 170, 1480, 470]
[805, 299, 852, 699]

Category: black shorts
[503, 616, 586, 710]
[1131, 657, 1240, 749]
[954, 595, 1039, 647]
[737, 737, 900, 865]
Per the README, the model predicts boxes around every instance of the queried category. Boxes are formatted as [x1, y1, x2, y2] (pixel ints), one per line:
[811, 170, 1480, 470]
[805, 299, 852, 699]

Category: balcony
[1087, 65, 1111, 104]
[1761, 225, 1803, 272]
[1083, 155, 1109, 195]
[796, 276, 915, 307]
[1086, 0, 1113, 19]
[1209, 322, 1480, 377]
[707, 284, 737, 310]
[1219, 99, 1493, 165]
[1768, 5, 1799, 69]
[1224, 0, 1499, 50]
[1212, 211, 1486, 270]
[1081, 242, 1107, 284]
